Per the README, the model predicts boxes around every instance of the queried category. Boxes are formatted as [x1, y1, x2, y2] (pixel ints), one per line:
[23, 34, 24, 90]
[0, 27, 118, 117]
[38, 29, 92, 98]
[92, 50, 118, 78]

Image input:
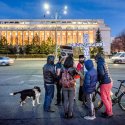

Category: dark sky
[0, 0, 125, 37]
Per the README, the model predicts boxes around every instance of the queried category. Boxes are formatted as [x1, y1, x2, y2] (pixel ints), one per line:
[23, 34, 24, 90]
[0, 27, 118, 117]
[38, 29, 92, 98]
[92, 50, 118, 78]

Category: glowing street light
[63, 10, 67, 15]
[64, 5, 68, 10]
[43, 3, 68, 59]
[43, 3, 50, 10]
[46, 10, 50, 15]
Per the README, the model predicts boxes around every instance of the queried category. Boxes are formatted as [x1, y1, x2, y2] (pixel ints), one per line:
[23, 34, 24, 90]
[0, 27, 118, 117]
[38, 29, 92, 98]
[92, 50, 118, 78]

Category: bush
[0, 49, 7, 54]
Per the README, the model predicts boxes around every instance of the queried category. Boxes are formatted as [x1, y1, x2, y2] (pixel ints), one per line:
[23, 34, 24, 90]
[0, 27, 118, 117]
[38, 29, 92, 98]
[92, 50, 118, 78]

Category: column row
[0, 30, 95, 46]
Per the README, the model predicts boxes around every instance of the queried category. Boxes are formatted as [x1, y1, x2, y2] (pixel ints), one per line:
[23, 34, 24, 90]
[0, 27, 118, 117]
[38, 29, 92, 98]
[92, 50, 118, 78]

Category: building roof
[0, 19, 104, 25]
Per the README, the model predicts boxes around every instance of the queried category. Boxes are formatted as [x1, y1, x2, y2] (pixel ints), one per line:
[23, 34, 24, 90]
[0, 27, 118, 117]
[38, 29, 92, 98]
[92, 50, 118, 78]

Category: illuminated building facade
[0, 19, 111, 54]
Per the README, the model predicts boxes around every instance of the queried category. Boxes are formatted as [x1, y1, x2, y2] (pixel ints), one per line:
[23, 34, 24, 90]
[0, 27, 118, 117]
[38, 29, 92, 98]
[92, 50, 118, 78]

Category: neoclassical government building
[0, 19, 111, 54]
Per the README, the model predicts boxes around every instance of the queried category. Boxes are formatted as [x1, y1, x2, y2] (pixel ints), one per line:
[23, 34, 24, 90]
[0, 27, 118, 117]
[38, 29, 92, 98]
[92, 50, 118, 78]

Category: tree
[0, 36, 8, 54]
[96, 28, 102, 43]
[40, 37, 55, 55]
[111, 30, 125, 53]
[119, 30, 125, 51]
[90, 28, 104, 57]
[0, 40, 3, 50]
[32, 33, 40, 45]
[0, 38, 3, 47]
[95, 28, 103, 54]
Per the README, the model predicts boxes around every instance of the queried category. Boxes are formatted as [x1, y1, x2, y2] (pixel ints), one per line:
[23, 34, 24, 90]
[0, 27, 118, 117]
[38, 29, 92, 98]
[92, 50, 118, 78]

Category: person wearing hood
[95, 53, 113, 118]
[83, 59, 97, 120]
[43, 55, 57, 112]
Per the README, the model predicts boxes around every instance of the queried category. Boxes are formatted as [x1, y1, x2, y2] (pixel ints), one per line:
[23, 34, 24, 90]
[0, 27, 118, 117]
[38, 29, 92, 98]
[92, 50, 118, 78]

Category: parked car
[111, 52, 125, 63]
[0, 57, 14, 66]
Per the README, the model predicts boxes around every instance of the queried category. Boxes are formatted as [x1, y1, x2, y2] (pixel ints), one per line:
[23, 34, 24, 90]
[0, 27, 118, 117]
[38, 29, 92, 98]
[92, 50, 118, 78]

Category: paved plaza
[0, 59, 125, 125]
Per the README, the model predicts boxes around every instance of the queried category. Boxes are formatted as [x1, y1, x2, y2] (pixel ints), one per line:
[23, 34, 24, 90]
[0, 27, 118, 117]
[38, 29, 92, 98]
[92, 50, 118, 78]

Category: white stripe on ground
[0, 76, 21, 82]
[32, 75, 42, 77]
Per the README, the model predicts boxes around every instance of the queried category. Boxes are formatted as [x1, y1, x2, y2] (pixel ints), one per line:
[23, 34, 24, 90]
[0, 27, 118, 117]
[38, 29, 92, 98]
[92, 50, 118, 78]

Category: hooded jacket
[84, 60, 98, 94]
[96, 54, 111, 84]
[43, 55, 56, 84]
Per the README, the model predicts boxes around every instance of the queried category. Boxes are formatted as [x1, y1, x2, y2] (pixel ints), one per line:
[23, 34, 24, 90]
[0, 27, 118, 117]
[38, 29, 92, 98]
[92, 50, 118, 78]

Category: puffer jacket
[43, 55, 57, 84]
[96, 55, 111, 84]
[83, 60, 98, 94]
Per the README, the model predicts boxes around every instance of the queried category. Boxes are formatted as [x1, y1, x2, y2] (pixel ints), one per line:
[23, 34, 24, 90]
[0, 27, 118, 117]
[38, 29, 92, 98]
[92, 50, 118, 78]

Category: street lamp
[43, 3, 68, 59]
[64, 5, 68, 10]
[63, 10, 67, 15]
[46, 10, 50, 15]
[43, 3, 50, 10]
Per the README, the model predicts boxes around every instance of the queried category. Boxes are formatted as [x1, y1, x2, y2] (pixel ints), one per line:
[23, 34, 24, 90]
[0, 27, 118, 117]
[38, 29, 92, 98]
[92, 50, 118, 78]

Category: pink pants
[100, 83, 113, 116]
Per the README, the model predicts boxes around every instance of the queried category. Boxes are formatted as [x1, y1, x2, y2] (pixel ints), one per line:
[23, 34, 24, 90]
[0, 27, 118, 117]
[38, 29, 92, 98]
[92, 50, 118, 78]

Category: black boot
[64, 113, 68, 119]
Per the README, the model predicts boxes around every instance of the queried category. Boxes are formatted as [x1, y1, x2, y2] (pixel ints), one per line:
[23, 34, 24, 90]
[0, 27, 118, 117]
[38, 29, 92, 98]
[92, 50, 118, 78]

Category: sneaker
[84, 115, 96, 120]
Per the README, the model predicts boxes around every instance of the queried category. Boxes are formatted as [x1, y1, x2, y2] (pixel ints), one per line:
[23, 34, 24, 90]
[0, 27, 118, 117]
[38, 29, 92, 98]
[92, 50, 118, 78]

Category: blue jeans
[44, 84, 54, 111]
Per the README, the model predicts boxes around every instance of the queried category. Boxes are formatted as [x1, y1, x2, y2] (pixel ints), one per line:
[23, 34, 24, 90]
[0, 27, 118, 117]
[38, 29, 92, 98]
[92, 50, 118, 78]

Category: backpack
[60, 69, 75, 88]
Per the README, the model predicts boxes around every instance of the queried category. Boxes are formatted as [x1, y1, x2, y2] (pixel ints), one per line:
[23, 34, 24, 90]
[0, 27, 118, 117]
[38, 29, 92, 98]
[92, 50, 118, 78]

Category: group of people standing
[43, 53, 113, 120]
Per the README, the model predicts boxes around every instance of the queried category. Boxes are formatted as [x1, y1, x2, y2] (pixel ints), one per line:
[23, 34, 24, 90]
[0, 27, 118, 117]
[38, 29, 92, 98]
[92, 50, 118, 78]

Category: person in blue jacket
[83, 59, 98, 120]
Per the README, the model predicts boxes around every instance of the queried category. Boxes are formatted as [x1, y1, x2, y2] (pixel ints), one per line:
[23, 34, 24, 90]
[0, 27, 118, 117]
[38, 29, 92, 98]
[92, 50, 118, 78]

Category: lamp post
[43, 3, 68, 59]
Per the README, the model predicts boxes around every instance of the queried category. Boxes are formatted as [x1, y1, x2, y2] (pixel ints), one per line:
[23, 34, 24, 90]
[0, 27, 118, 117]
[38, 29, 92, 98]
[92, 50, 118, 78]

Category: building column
[22, 31, 23, 46]
[44, 29, 45, 42]
[39, 30, 40, 45]
[17, 31, 18, 45]
[88, 28, 90, 43]
[33, 30, 35, 44]
[72, 30, 73, 44]
[6, 30, 7, 45]
[10, 31, 12, 45]
[77, 27, 78, 43]
[60, 29, 62, 45]
[66, 28, 67, 44]
[28, 31, 29, 45]
[50, 29, 53, 40]
[93, 28, 95, 43]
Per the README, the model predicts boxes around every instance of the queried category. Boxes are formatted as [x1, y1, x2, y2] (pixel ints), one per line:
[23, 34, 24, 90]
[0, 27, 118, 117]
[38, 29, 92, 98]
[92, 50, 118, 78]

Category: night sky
[0, 0, 125, 37]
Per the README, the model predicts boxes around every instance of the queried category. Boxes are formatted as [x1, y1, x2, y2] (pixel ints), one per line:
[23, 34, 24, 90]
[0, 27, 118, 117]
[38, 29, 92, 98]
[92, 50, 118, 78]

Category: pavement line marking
[0, 76, 21, 82]
[28, 80, 42, 82]
[32, 75, 42, 77]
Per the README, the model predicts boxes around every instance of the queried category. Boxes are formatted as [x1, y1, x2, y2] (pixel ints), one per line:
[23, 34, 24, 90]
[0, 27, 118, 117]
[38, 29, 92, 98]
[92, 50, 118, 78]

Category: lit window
[68, 33, 71, 35]
[77, 22, 82, 24]
[72, 22, 76, 24]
